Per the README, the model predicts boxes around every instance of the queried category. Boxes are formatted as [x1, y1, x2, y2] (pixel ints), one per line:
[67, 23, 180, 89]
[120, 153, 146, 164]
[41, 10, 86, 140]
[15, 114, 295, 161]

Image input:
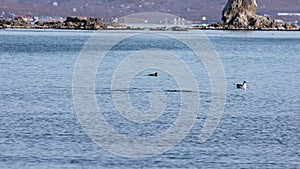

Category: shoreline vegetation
[0, 16, 299, 31]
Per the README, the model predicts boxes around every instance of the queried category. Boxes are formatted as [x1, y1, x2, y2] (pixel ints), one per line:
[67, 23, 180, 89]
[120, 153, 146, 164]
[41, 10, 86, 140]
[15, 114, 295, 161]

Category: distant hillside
[0, 0, 299, 23]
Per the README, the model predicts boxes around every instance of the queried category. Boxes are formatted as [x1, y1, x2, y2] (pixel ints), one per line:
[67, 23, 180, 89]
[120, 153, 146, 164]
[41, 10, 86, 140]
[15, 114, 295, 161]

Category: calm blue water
[0, 29, 299, 168]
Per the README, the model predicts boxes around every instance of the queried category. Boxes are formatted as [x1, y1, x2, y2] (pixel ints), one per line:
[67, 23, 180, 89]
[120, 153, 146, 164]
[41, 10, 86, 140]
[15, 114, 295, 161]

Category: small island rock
[211, 0, 299, 30]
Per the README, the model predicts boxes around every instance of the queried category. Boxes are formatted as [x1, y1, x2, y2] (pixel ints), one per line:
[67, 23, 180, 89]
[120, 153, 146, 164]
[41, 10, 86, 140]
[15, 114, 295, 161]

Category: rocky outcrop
[0, 16, 105, 30]
[221, 0, 277, 29]
[63, 16, 104, 30]
[210, 0, 299, 30]
[0, 17, 30, 28]
[222, 0, 257, 26]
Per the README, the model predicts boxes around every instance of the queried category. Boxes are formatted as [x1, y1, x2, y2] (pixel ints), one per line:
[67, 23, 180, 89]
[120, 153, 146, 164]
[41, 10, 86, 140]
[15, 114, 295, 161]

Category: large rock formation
[222, 0, 275, 28]
[222, 0, 257, 26]
[211, 0, 299, 30]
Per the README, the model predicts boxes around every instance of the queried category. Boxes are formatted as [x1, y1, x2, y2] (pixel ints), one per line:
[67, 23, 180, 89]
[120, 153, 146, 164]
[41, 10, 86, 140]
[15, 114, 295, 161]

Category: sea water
[0, 29, 299, 168]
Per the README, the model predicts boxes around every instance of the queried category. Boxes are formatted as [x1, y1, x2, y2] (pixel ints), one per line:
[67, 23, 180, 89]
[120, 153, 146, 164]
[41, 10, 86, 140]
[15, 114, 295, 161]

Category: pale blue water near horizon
[0, 29, 299, 168]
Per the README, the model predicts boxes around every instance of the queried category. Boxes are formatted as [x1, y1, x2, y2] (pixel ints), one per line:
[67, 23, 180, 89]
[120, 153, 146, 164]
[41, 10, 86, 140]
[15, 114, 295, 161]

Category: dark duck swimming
[148, 72, 158, 77]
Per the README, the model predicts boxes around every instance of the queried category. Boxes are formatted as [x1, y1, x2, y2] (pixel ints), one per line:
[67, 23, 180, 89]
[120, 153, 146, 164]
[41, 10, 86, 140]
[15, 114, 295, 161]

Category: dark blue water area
[0, 29, 299, 168]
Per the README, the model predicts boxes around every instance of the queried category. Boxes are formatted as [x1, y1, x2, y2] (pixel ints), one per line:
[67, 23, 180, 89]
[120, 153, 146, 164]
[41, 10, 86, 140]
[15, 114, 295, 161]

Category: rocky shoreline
[1, 0, 299, 31]
[0, 16, 144, 30]
[1, 17, 298, 31]
[0, 16, 103, 30]
[197, 23, 299, 31]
